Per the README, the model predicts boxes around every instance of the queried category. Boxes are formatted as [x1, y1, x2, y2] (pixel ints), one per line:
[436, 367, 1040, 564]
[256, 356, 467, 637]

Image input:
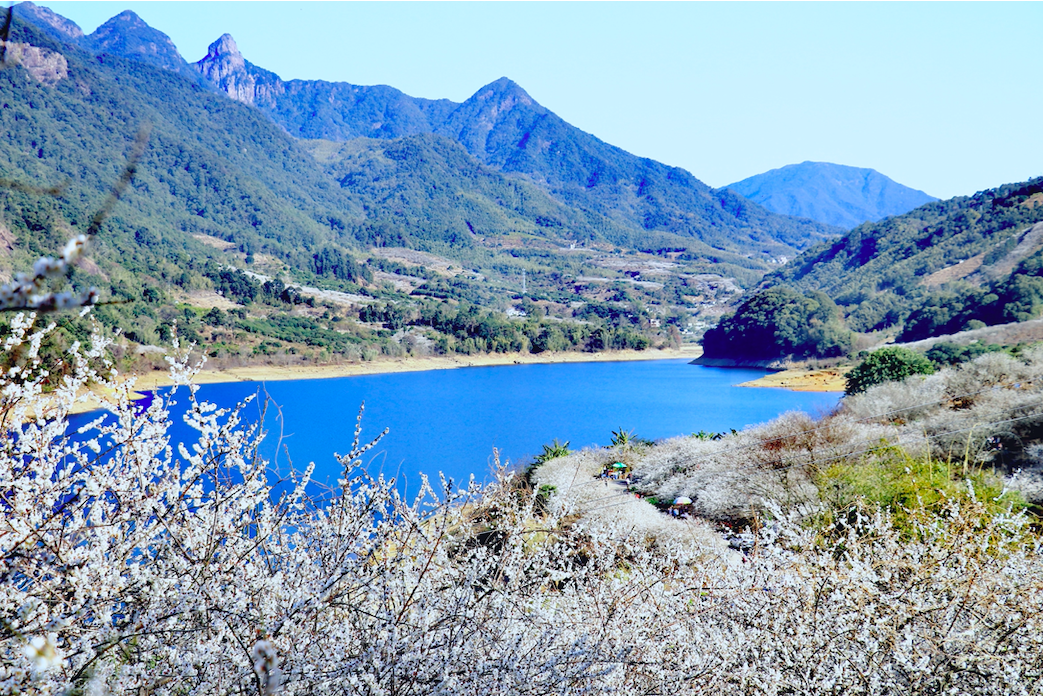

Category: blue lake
[70, 359, 839, 496]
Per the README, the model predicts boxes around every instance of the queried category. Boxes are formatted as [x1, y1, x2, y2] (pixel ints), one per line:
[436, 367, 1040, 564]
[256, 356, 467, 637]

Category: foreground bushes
[2, 316, 1043, 695]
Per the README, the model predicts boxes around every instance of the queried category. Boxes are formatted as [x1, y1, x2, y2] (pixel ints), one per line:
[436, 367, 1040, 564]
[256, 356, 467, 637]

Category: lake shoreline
[68, 345, 705, 414]
[737, 367, 849, 392]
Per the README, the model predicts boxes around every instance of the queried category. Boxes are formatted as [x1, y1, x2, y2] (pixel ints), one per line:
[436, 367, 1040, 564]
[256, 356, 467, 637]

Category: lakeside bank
[68, 345, 705, 414]
[736, 367, 848, 392]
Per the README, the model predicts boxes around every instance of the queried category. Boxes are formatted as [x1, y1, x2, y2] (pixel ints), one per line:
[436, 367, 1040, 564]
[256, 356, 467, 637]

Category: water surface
[73, 359, 839, 495]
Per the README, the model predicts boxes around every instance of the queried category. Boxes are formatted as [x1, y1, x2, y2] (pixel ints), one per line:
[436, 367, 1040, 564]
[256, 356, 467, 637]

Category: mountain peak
[206, 33, 243, 61]
[195, 33, 282, 107]
[434, 78, 546, 162]
[473, 77, 535, 106]
[13, 2, 85, 41]
[727, 162, 937, 229]
[102, 10, 148, 28]
[86, 9, 189, 74]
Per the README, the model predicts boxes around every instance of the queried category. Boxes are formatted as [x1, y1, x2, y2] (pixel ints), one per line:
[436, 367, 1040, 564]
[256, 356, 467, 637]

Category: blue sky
[39, 2, 1043, 200]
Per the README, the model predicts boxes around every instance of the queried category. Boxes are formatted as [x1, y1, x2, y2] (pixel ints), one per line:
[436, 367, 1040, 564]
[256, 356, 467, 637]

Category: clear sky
[38, 1, 1043, 200]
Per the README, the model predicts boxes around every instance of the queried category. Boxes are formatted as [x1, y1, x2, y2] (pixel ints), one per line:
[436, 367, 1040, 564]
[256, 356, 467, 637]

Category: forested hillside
[302, 134, 628, 248]
[0, 18, 362, 270]
[0, 8, 749, 367]
[701, 177, 1043, 363]
[767, 177, 1043, 334]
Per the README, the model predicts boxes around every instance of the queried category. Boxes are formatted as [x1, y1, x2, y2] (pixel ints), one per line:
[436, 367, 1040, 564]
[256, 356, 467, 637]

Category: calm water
[70, 360, 839, 495]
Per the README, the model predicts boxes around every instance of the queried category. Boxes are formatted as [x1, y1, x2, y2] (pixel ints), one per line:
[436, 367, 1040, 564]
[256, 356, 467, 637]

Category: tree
[701, 286, 852, 361]
[845, 346, 936, 394]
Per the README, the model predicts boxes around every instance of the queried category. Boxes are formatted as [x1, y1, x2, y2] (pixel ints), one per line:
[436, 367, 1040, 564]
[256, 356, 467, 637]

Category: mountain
[11, 5, 841, 263]
[192, 39, 839, 258]
[13, 3, 199, 81]
[182, 34, 841, 258]
[727, 162, 937, 229]
[11, 2, 84, 43]
[86, 10, 198, 80]
[3, 3, 871, 368]
[0, 10, 707, 359]
[431, 78, 838, 256]
[0, 14, 363, 280]
[765, 177, 1043, 334]
[193, 34, 457, 141]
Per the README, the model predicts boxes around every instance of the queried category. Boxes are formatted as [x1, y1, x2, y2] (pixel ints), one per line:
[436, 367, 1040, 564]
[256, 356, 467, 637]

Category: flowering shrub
[1, 313, 1042, 695]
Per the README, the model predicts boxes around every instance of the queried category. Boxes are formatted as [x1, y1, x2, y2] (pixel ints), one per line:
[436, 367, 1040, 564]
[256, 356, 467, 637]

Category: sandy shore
[66, 346, 704, 414]
[738, 367, 849, 393]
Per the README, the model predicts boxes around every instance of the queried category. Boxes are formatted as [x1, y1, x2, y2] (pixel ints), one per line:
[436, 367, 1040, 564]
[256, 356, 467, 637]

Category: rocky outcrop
[3, 42, 68, 86]
[193, 34, 283, 107]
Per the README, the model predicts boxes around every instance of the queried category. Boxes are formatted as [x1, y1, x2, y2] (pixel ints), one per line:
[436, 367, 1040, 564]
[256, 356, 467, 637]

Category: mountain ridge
[12, 3, 841, 260]
[184, 31, 840, 258]
[193, 33, 458, 141]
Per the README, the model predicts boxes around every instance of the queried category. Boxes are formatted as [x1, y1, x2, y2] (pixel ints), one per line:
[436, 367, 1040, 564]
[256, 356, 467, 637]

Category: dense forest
[700, 286, 851, 362]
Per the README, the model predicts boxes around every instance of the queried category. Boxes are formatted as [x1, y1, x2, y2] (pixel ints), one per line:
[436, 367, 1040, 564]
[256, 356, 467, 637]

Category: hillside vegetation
[769, 177, 1043, 334]
[0, 16, 696, 366]
[700, 286, 851, 362]
[0, 8, 849, 371]
[703, 177, 1043, 363]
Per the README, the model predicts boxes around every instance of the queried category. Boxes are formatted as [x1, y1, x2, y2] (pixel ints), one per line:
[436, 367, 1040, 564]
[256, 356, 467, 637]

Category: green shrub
[845, 346, 935, 394]
[813, 445, 1026, 536]
[524, 439, 571, 483]
[925, 341, 1007, 366]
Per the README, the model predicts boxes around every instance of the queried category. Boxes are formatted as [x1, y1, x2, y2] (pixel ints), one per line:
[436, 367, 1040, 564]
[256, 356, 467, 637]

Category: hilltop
[727, 161, 937, 229]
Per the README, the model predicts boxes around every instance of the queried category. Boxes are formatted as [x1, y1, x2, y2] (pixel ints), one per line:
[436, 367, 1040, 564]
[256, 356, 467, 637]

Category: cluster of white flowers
[634, 349, 1043, 520]
[0, 234, 99, 311]
[0, 313, 1041, 695]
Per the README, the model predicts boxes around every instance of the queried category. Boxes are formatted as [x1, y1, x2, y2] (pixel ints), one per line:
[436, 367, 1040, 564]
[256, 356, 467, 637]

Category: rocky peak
[201, 34, 245, 70]
[194, 34, 282, 107]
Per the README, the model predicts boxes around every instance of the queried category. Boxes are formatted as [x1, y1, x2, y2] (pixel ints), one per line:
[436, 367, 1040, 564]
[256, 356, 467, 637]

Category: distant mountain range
[728, 161, 937, 230]
[190, 32, 839, 257]
[12, 2, 838, 263]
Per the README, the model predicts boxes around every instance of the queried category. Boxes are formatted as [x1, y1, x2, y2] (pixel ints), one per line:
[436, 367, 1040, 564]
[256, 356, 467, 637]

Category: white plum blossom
[23, 635, 61, 672]
[0, 313, 1041, 695]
